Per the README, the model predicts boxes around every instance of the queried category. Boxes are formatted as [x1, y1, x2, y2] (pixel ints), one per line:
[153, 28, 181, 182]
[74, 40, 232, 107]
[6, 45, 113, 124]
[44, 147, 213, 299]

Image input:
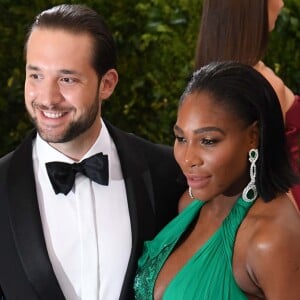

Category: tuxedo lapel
[106, 122, 157, 241]
[105, 122, 157, 298]
[7, 131, 65, 299]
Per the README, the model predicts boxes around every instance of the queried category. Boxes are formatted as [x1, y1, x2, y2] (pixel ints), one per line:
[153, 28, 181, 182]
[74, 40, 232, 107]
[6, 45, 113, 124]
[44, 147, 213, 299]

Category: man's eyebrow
[26, 65, 81, 76]
[26, 64, 40, 71]
[59, 69, 81, 75]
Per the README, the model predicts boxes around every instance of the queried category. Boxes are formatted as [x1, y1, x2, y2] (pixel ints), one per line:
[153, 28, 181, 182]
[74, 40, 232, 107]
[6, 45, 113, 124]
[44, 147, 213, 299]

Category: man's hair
[195, 0, 268, 69]
[180, 61, 299, 202]
[24, 4, 116, 76]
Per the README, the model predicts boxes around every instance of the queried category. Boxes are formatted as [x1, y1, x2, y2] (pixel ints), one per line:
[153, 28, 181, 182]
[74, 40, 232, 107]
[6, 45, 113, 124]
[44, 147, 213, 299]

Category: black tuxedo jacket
[0, 121, 186, 300]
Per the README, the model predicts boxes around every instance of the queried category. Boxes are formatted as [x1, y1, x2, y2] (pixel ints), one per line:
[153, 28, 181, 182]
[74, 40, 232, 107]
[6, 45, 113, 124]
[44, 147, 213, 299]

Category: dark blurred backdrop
[0, 0, 299, 156]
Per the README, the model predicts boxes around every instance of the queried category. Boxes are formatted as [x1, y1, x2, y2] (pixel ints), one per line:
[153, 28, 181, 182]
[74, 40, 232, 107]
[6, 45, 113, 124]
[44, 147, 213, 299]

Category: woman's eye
[201, 138, 217, 145]
[175, 135, 186, 143]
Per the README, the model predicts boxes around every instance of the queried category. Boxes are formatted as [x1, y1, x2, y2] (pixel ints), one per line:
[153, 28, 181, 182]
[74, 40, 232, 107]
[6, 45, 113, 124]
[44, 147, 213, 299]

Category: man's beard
[28, 95, 100, 144]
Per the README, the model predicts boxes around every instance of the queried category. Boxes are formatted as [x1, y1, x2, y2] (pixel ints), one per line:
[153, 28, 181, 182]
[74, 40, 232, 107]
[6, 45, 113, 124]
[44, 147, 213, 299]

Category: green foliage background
[0, 0, 299, 156]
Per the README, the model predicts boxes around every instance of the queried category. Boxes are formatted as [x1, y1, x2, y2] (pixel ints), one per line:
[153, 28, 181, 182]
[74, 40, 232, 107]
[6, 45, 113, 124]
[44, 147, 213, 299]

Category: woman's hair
[180, 61, 298, 202]
[24, 4, 116, 77]
[195, 0, 269, 69]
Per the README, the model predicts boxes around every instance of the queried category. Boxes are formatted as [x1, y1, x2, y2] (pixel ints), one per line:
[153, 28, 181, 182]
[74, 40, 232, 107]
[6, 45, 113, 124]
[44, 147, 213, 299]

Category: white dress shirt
[32, 119, 132, 300]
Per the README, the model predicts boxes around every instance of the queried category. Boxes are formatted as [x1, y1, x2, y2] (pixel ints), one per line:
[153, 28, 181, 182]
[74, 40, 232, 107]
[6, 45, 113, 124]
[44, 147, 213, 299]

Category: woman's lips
[185, 174, 211, 189]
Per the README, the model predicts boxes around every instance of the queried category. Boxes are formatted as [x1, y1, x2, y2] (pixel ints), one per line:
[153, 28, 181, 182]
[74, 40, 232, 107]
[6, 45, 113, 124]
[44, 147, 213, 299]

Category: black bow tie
[46, 153, 109, 195]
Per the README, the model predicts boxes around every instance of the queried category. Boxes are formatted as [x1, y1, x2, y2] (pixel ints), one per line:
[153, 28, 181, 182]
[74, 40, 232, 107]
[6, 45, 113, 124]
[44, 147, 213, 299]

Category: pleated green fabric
[134, 196, 254, 299]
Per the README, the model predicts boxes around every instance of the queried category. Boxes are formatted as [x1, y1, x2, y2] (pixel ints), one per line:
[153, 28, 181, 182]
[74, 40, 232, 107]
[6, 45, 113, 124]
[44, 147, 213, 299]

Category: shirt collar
[35, 118, 111, 165]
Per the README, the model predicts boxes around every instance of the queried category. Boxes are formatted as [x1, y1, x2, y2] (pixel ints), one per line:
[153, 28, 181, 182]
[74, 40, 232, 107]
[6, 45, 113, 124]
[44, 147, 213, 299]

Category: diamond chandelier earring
[188, 186, 195, 200]
[242, 148, 259, 202]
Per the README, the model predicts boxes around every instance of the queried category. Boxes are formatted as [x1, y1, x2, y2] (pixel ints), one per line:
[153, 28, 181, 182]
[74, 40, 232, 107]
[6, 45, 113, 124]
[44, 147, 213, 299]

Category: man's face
[25, 28, 101, 145]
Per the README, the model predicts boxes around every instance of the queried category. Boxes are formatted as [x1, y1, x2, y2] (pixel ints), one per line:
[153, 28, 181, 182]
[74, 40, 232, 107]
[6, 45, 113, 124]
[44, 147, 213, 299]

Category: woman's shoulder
[247, 195, 300, 245]
[236, 194, 300, 263]
[235, 195, 300, 297]
[254, 61, 295, 116]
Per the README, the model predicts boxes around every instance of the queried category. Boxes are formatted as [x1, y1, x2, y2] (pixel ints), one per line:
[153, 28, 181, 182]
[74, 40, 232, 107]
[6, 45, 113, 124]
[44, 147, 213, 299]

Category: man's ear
[248, 121, 259, 149]
[99, 69, 119, 100]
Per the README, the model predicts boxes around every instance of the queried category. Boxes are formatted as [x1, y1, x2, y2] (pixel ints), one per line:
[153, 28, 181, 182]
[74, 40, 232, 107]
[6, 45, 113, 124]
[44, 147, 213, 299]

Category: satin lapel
[105, 121, 157, 298]
[106, 122, 157, 243]
[7, 131, 65, 299]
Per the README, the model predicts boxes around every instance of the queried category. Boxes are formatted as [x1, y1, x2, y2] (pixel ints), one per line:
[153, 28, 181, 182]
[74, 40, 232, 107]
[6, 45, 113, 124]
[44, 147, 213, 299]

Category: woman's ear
[248, 121, 259, 149]
[98, 68, 119, 100]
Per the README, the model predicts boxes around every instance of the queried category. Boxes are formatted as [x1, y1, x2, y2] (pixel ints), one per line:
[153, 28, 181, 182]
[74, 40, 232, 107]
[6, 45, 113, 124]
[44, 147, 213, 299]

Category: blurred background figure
[195, 0, 300, 210]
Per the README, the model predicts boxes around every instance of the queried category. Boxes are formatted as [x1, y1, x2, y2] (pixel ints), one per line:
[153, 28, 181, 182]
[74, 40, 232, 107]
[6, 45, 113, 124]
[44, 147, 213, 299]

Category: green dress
[134, 196, 254, 299]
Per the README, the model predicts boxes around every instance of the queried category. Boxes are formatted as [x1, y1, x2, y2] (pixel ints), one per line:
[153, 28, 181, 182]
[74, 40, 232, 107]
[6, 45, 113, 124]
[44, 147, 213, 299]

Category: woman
[134, 62, 300, 299]
[195, 0, 300, 209]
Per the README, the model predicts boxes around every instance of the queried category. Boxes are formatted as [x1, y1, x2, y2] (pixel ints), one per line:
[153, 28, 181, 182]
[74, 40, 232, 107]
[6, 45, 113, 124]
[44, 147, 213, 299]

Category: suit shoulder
[0, 130, 35, 172]
[0, 151, 14, 169]
[131, 134, 172, 155]
[105, 120, 173, 157]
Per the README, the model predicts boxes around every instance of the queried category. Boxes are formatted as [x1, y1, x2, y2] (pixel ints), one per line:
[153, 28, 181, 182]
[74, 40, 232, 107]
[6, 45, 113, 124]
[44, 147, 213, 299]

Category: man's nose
[39, 80, 63, 107]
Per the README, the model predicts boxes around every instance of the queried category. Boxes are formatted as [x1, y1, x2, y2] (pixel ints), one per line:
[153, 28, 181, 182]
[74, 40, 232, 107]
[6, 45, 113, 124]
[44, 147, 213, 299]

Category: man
[0, 4, 186, 300]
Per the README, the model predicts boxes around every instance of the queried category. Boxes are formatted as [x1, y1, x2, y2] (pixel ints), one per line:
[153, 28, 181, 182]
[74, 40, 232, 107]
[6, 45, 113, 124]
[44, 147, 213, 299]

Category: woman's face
[174, 92, 257, 201]
[268, 0, 284, 31]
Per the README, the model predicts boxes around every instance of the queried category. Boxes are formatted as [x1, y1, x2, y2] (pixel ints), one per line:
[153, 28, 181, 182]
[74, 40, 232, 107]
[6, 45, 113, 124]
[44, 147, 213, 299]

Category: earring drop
[188, 186, 195, 199]
[242, 148, 258, 202]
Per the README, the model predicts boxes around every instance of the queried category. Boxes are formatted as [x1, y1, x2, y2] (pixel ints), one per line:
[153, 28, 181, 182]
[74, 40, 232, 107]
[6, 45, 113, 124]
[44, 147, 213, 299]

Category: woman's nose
[183, 145, 203, 168]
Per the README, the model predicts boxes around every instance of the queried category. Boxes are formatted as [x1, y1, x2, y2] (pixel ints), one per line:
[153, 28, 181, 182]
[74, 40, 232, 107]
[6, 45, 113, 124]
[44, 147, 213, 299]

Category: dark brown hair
[195, 0, 269, 69]
[180, 61, 299, 201]
[24, 4, 116, 77]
